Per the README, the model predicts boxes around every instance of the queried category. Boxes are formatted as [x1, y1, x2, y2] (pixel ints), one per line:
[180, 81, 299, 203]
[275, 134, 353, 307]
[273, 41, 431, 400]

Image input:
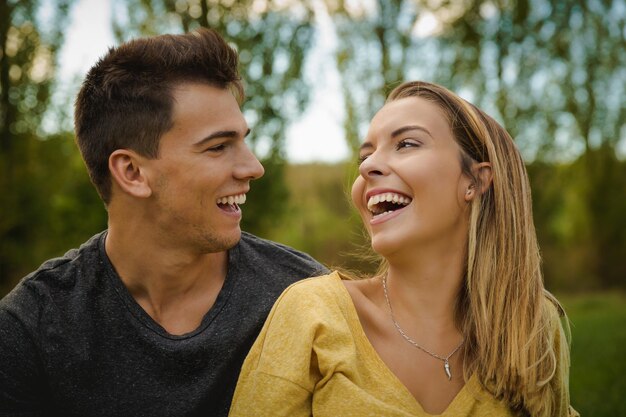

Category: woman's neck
[383, 241, 466, 328]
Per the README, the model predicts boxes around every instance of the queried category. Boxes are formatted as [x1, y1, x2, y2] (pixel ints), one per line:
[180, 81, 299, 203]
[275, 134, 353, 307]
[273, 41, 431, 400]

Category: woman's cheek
[351, 176, 366, 212]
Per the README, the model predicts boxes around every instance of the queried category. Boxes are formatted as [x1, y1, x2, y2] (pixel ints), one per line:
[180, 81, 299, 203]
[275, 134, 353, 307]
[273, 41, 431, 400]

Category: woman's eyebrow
[390, 125, 433, 139]
[359, 125, 433, 151]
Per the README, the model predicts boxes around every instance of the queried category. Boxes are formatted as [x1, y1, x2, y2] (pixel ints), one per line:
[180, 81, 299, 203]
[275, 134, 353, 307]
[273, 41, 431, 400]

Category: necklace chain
[381, 275, 464, 380]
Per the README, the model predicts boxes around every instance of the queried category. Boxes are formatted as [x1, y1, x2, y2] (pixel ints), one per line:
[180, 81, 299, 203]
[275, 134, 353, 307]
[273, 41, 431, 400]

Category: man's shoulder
[237, 232, 328, 276]
[238, 232, 311, 256]
[0, 232, 105, 313]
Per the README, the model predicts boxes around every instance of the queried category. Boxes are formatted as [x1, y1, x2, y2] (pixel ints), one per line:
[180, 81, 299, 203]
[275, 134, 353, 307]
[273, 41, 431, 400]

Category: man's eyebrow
[193, 128, 251, 147]
[390, 125, 433, 138]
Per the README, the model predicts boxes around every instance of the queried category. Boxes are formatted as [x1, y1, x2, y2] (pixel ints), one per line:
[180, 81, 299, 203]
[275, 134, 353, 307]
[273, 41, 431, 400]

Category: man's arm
[0, 306, 45, 416]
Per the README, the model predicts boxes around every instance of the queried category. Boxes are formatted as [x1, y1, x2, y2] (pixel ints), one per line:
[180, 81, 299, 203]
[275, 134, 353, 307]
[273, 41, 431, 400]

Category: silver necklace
[381, 275, 464, 381]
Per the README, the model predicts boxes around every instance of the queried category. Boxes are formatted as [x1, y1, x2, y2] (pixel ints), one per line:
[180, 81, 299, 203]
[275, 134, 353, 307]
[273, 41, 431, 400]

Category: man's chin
[203, 229, 241, 253]
[223, 229, 242, 250]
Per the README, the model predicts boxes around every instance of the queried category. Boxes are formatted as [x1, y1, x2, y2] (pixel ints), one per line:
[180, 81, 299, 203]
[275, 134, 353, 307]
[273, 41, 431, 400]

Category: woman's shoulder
[269, 271, 349, 316]
[540, 291, 578, 417]
[541, 291, 569, 335]
[255, 272, 360, 356]
[281, 271, 344, 297]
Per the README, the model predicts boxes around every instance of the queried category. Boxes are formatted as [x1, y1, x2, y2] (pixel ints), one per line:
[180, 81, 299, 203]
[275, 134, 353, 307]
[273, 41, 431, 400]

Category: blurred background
[1, 0, 624, 414]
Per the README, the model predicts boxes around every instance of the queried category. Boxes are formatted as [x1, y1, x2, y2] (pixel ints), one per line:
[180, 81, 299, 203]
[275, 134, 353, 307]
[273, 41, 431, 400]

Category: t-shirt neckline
[98, 230, 241, 340]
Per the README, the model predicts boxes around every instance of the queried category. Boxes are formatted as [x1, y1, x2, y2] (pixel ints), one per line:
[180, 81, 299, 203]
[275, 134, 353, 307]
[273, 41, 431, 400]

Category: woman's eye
[357, 154, 370, 165]
[396, 139, 421, 149]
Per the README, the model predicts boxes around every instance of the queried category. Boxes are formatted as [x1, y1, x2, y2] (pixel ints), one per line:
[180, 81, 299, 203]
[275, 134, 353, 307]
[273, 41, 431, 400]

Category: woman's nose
[358, 150, 388, 178]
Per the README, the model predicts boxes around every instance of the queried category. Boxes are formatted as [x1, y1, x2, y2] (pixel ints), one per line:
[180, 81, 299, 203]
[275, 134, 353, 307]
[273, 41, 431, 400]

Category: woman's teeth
[367, 192, 411, 215]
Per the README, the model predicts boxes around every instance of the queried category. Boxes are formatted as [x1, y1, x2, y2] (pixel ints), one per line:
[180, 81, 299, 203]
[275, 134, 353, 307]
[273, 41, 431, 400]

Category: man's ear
[109, 149, 152, 198]
[464, 162, 493, 202]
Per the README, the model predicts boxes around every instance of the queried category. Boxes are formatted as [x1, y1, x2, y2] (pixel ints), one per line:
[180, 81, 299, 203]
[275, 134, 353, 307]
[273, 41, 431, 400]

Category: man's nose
[234, 145, 265, 180]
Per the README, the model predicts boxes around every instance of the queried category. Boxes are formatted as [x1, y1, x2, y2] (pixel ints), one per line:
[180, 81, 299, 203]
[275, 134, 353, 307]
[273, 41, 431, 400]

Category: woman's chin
[370, 237, 401, 259]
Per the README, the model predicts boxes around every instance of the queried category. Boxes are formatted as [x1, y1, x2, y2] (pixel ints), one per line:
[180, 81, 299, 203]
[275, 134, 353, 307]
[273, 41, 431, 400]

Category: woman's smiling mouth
[367, 192, 412, 220]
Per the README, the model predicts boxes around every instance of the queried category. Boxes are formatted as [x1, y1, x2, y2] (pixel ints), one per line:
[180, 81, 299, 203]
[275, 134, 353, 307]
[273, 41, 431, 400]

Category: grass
[558, 291, 626, 416]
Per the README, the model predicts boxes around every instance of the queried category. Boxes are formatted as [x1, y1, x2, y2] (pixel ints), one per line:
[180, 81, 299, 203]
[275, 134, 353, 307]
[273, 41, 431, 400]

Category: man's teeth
[216, 194, 246, 205]
[367, 192, 411, 212]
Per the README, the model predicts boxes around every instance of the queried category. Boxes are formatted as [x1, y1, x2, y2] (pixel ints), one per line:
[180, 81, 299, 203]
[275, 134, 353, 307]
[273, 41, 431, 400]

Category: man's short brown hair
[74, 28, 242, 204]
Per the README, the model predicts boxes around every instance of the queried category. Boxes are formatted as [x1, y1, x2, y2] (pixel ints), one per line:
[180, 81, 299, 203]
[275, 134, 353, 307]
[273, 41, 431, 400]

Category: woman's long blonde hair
[378, 81, 569, 416]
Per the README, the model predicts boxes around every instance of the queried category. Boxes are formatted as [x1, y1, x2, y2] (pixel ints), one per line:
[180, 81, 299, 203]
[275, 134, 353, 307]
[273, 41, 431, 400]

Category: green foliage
[582, 145, 626, 287]
[262, 162, 378, 274]
[327, 0, 625, 162]
[329, 0, 418, 147]
[240, 156, 290, 236]
[559, 291, 626, 416]
[0, 131, 106, 295]
[528, 147, 626, 290]
[1, 0, 83, 292]
[430, 0, 625, 159]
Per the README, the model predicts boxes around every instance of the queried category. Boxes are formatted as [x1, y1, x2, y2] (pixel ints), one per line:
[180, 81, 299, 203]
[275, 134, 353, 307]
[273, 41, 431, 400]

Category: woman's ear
[464, 162, 493, 202]
[475, 162, 493, 194]
[109, 149, 152, 199]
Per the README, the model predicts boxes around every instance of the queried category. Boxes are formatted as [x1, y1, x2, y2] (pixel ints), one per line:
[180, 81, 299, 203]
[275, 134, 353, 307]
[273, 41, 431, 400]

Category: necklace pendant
[444, 360, 452, 380]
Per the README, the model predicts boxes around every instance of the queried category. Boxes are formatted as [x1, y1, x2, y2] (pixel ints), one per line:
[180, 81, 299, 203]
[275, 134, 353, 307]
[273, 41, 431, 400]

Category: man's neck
[104, 225, 229, 335]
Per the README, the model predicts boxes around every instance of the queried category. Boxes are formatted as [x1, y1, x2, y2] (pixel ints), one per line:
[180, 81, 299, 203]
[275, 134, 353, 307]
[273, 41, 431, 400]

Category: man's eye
[206, 144, 226, 152]
[357, 154, 370, 165]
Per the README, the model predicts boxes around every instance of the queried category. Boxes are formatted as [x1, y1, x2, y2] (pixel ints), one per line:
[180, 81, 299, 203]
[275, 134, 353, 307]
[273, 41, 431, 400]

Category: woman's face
[351, 96, 474, 260]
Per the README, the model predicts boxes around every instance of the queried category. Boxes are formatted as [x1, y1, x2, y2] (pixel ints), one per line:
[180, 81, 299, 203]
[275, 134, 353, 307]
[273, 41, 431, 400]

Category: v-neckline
[331, 272, 480, 416]
[101, 231, 238, 340]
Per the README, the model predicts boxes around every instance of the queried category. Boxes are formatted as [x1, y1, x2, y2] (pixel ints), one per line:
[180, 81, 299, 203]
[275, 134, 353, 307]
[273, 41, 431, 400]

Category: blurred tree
[431, 0, 626, 288]
[322, 0, 425, 273]
[328, 0, 420, 155]
[265, 162, 364, 270]
[110, 0, 316, 237]
[326, 0, 626, 289]
[0, 0, 106, 295]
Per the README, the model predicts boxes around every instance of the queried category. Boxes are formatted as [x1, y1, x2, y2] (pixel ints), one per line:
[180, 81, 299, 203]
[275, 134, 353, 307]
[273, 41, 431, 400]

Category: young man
[0, 29, 326, 417]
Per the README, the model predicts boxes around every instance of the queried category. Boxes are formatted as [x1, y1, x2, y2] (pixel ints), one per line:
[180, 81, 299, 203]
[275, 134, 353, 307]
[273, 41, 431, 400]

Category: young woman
[228, 81, 578, 417]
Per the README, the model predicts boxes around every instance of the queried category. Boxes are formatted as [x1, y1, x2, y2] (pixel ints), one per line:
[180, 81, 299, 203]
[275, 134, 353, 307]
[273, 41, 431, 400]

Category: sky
[57, 0, 350, 163]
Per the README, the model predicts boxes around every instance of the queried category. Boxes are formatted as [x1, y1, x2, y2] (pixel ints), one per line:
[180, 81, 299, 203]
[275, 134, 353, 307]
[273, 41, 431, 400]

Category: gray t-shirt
[0, 231, 327, 417]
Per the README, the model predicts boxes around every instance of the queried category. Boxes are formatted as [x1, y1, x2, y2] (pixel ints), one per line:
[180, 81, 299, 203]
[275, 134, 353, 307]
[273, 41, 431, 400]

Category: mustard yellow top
[229, 272, 577, 417]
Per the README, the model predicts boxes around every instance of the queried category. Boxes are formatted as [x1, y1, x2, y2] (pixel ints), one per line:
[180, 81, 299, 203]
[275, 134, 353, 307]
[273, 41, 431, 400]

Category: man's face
[144, 82, 264, 253]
